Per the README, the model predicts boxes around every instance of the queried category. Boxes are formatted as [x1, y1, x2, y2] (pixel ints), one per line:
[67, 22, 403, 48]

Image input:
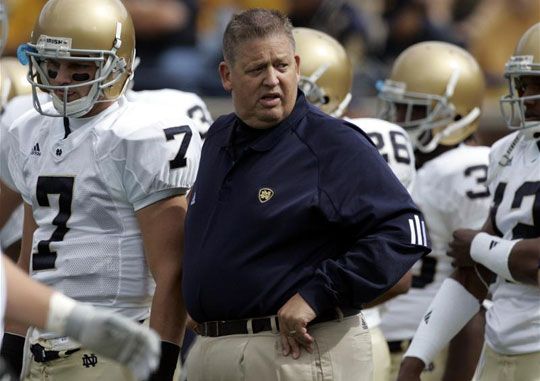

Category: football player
[377, 41, 492, 381]
[398, 22, 540, 381]
[347, 118, 416, 381]
[294, 27, 416, 381]
[1, 1, 201, 380]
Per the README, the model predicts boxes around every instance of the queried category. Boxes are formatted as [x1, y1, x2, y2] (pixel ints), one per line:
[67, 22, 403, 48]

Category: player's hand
[396, 357, 424, 381]
[448, 229, 479, 267]
[64, 304, 160, 381]
[277, 293, 316, 359]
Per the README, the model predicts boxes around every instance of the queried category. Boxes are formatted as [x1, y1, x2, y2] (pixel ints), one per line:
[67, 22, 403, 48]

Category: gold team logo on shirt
[258, 188, 274, 203]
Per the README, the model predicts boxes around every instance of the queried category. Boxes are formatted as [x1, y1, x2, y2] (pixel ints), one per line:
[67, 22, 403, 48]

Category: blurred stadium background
[3, 0, 539, 145]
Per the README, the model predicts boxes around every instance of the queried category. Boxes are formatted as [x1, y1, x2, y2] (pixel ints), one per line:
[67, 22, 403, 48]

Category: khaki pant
[370, 327, 390, 381]
[24, 343, 135, 381]
[186, 314, 372, 381]
[473, 345, 540, 381]
[388, 340, 448, 381]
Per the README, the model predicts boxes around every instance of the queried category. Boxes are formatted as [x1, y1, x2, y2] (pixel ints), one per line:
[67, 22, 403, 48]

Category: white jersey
[348, 118, 416, 193]
[0, 93, 50, 250]
[347, 118, 416, 328]
[380, 144, 491, 340]
[6, 97, 201, 326]
[484, 132, 540, 355]
[126, 89, 213, 138]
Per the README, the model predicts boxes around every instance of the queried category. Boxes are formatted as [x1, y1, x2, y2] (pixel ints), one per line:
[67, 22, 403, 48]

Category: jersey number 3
[33, 176, 74, 271]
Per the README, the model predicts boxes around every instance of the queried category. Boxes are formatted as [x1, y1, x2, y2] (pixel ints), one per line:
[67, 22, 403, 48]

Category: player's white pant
[473, 344, 540, 381]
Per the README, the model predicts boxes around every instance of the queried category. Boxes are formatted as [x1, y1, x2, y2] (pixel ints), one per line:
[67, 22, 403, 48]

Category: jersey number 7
[163, 126, 192, 169]
[33, 176, 74, 271]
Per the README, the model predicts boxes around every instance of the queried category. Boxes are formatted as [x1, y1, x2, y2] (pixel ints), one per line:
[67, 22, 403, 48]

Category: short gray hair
[222, 8, 295, 64]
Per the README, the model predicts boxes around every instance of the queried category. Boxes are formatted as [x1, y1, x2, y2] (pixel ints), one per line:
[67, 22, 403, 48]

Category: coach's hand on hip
[277, 293, 316, 359]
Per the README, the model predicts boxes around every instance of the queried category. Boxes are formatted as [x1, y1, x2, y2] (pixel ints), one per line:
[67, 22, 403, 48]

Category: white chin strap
[486, 131, 523, 186]
[51, 82, 101, 118]
[415, 106, 481, 153]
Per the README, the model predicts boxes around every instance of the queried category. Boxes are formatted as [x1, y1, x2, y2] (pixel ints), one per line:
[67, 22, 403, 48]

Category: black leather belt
[30, 343, 80, 363]
[197, 307, 360, 337]
[387, 339, 410, 353]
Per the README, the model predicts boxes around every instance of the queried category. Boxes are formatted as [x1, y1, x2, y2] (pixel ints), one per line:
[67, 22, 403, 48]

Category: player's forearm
[508, 238, 540, 285]
[442, 309, 485, 381]
[148, 273, 185, 381]
[138, 196, 187, 343]
[402, 276, 481, 370]
[3, 256, 50, 330]
[150, 274, 186, 344]
[470, 233, 539, 285]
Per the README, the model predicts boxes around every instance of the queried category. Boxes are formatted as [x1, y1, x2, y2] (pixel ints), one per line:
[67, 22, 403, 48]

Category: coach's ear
[219, 61, 232, 92]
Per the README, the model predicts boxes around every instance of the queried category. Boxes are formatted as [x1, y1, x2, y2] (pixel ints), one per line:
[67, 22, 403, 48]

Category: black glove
[148, 341, 180, 381]
[0, 333, 24, 377]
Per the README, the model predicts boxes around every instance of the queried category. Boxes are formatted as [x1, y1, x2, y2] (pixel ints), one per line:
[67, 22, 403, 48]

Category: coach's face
[219, 33, 300, 129]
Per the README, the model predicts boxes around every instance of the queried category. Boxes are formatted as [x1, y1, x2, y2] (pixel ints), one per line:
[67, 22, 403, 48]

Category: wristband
[470, 232, 519, 282]
[0, 332, 25, 376]
[404, 278, 480, 366]
[148, 341, 180, 381]
[45, 292, 77, 335]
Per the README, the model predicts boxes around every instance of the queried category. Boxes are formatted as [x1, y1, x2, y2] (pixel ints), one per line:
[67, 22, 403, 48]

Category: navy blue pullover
[183, 93, 430, 323]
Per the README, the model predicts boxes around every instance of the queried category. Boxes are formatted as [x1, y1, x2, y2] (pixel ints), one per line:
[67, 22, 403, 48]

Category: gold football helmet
[293, 27, 353, 117]
[378, 41, 485, 153]
[0, 57, 32, 113]
[500, 22, 540, 132]
[21, 0, 135, 117]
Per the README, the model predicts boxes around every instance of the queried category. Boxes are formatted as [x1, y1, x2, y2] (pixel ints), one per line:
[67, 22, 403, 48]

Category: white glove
[64, 304, 161, 380]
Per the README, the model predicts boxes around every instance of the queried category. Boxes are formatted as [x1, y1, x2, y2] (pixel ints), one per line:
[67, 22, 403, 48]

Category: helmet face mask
[500, 23, 540, 133]
[378, 41, 485, 153]
[23, 0, 135, 118]
[500, 73, 540, 131]
[293, 27, 353, 117]
[377, 78, 458, 152]
[27, 43, 127, 117]
[299, 63, 331, 107]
